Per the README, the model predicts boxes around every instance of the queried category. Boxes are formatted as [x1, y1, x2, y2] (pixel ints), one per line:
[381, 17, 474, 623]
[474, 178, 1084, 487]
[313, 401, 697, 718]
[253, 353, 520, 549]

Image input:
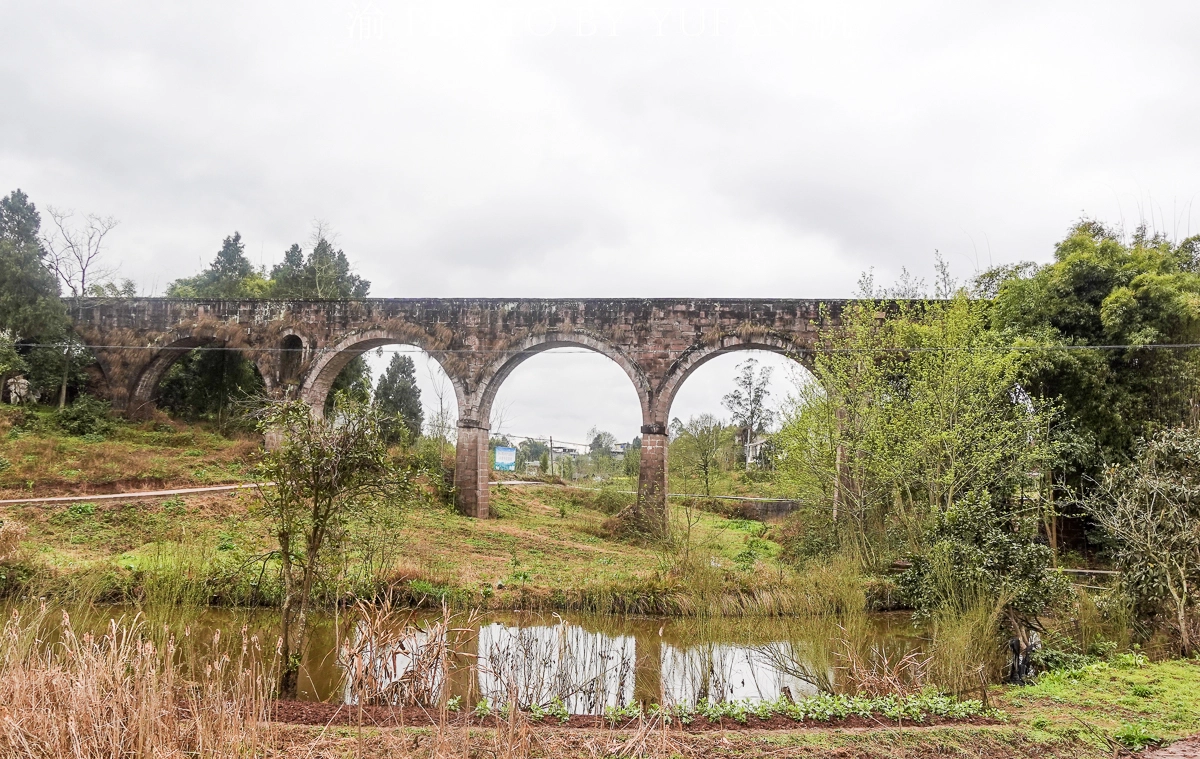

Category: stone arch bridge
[72, 298, 847, 528]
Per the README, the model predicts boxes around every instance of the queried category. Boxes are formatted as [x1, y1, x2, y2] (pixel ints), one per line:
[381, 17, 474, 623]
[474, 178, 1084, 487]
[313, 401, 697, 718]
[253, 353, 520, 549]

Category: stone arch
[277, 332, 307, 390]
[652, 334, 813, 425]
[297, 328, 465, 415]
[472, 332, 653, 426]
[127, 334, 264, 418]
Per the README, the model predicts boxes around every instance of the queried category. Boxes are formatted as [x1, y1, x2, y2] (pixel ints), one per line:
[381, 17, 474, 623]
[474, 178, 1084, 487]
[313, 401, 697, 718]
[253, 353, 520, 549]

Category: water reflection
[477, 622, 636, 713]
[663, 642, 819, 704]
[341, 619, 447, 706]
[334, 612, 917, 714]
[17, 605, 919, 714]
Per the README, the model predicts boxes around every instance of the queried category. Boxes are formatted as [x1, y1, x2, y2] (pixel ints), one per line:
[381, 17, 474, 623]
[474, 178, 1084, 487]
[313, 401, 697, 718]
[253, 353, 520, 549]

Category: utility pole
[549, 436, 555, 476]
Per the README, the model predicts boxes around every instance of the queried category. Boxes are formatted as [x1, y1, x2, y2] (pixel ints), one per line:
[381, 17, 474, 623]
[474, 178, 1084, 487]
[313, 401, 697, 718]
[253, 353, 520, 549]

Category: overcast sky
[4, 1, 1199, 444]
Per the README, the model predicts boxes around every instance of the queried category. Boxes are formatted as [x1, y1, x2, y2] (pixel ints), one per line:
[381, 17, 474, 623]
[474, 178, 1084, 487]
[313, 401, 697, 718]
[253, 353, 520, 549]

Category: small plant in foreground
[1113, 723, 1162, 751]
[601, 693, 999, 726]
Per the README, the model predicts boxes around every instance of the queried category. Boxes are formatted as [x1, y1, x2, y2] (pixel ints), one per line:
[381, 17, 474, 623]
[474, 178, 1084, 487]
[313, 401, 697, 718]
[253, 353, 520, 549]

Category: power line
[489, 432, 597, 450]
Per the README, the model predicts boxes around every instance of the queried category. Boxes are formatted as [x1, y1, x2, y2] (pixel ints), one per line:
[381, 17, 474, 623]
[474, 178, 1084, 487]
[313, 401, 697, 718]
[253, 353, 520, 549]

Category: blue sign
[494, 446, 517, 471]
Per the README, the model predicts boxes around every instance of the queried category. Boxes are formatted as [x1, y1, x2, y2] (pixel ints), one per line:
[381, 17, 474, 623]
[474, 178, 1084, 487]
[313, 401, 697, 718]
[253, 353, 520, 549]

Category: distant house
[610, 442, 631, 455]
[551, 445, 582, 459]
[747, 434, 775, 468]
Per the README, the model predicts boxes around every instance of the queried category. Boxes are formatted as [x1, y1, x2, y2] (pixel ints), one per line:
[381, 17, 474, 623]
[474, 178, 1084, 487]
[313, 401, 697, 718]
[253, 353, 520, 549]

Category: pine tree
[167, 232, 268, 298]
[374, 353, 423, 443]
[0, 189, 65, 341]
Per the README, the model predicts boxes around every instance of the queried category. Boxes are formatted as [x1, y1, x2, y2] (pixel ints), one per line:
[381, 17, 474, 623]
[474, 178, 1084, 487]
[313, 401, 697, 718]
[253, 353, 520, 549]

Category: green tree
[518, 438, 548, 463]
[161, 227, 373, 422]
[0, 334, 26, 396]
[0, 190, 66, 399]
[157, 347, 265, 432]
[1087, 426, 1200, 656]
[672, 414, 731, 496]
[723, 357, 775, 470]
[898, 491, 1068, 636]
[268, 230, 369, 299]
[588, 428, 617, 455]
[159, 234, 270, 428]
[254, 396, 406, 696]
[775, 296, 1053, 568]
[587, 427, 618, 476]
[268, 228, 372, 406]
[166, 232, 270, 298]
[374, 353, 423, 444]
[988, 221, 1200, 474]
[0, 190, 66, 342]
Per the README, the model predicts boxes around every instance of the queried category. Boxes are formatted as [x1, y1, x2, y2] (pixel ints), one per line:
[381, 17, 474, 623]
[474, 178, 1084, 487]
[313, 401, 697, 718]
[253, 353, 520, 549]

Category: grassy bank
[1001, 654, 1200, 752]
[0, 477, 868, 615]
[0, 406, 255, 497]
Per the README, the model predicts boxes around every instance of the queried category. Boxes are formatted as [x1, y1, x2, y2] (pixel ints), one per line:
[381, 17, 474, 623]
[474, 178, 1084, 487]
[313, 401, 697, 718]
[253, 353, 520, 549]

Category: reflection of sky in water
[477, 623, 636, 714]
[662, 643, 819, 704]
[341, 620, 831, 713]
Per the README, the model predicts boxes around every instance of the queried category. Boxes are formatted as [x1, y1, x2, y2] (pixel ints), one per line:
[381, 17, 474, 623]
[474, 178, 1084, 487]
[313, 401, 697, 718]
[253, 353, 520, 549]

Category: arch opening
[483, 345, 645, 482]
[665, 348, 812, 425]
[279, 335, 304, 385]
[663, 347, 812, 492]
[359, 343, 458, 447]
[299, 331, 463, 422]
[155, 342, 265, 432]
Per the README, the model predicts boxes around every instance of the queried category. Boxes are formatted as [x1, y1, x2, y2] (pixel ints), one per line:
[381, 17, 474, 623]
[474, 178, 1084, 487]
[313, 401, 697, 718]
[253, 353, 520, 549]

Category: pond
[27, 605, 923, 714]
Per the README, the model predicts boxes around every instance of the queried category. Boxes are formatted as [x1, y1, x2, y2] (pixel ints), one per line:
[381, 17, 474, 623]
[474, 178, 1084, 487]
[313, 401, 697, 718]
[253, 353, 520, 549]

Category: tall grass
[0, 604, 274, 757]
[918, 552, 1008, 695]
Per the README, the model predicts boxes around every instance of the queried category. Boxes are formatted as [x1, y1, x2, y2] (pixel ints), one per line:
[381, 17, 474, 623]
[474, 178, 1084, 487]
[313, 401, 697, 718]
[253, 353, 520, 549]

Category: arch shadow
[129, 335, 264, 418]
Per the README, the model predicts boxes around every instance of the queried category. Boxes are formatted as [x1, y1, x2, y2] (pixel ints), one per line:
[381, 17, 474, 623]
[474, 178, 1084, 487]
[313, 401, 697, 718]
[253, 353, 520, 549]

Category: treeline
[0, 188, 422, 437]
[0, 189, 107, 408]
[773, 222, 1200, 656]
[155, 230, 376, 428]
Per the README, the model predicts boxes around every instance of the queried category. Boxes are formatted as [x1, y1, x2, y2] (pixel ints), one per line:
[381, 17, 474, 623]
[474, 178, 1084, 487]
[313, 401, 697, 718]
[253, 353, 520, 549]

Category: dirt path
[0, 482, 263, 505]
[1150, 738, 1200, 758]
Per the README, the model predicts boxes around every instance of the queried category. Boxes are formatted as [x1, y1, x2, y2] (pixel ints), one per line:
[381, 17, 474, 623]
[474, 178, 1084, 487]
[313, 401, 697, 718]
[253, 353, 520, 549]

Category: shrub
[593, 487, 631, 515]
[776, 507, 840, 564]
[899, 492, 1069, 630]
[54, 395, 114, 436]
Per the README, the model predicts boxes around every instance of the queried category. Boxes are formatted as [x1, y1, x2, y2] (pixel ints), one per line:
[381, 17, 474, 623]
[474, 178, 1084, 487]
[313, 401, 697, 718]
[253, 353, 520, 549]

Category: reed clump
[0, 604, 274, 757]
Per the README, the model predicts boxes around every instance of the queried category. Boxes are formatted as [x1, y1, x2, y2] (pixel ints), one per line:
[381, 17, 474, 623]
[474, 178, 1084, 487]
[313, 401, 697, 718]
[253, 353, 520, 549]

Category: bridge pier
[634, 425, 670, 537]
[455, 420, 491, 519]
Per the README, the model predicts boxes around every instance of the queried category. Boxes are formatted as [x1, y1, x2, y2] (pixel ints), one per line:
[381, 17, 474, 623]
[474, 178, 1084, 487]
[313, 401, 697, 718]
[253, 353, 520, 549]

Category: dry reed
[0, 604, 274, 757]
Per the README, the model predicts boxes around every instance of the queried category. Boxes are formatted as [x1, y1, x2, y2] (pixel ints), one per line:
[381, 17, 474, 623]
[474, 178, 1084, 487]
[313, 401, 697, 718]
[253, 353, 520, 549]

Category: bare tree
[722, 358, 775, 471]
[42, 208, 119, 408]
[489, 398, 513, 438]
[425, 363, 457, 457]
